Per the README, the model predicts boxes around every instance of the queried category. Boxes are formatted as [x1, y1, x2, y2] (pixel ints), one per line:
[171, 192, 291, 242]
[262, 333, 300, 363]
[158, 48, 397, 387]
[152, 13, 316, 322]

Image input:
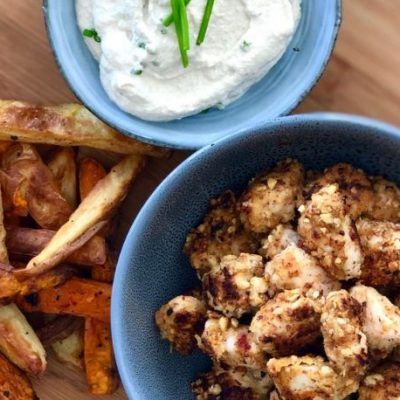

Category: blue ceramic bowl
[112, 113, 400, 400]
[43, 0, 341, 150]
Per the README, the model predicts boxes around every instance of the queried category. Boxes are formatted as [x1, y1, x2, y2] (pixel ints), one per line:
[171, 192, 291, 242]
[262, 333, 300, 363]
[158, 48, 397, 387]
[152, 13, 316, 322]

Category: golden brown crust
[184, 191, 259, 276]
[0, 101, 170, 157]
[250, 290, 321, 357]
[238, 159, 304, 234]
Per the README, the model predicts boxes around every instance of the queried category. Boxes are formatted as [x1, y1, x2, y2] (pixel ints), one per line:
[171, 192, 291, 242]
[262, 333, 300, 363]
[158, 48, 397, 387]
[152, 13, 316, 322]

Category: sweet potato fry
[79, 158, 106, 201]
[36, 316, 83, 347]
[0, 304, 46, 376]
[16, 155, 145, 278]
[91, 256, 115, 284]
[84, 318, 118, 394]
[0, 352, 38, 399]
[0, 101, 170, 157]
[1, 144, 72, 229]
[48, 148, 78, 209]
[16, 278, 111, 322]
[52, 330, 83, 369]
[6, 226, 107, 266]
[0, 265, 73, 300]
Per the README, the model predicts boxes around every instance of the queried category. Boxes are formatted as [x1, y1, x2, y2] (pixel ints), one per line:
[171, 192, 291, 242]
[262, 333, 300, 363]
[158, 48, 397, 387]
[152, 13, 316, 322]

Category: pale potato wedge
[0, 352, 38, 399]
[0, 101, 170, 157]
[16, 155, 144, 278]
[48, 148, 78, 209]
[52, 330, 84, 370]
[0, 304, 46, 376]
[6, 226, 107, 267]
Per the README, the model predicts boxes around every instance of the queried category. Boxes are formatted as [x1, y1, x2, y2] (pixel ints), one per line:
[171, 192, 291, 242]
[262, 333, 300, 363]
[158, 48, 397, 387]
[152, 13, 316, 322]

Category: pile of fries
[0, 100, 169, 398]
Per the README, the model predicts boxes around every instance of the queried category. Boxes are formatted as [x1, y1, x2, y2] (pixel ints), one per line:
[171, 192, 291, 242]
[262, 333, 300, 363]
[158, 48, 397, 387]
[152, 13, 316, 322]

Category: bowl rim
[42, 0, 343, 150]
[111, 112, 400, 400]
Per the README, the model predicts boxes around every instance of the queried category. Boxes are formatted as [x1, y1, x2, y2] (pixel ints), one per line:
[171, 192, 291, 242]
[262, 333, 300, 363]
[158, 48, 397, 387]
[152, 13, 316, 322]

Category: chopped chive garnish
[171, 0, 189, 68]
[241, 40, 251, 51]
[83, 28, 101, 43]
[163, 0, 190, 27]
[138, 41, 146, 49]
[179, 0, 190, 50]
[196, 0, 215, 45]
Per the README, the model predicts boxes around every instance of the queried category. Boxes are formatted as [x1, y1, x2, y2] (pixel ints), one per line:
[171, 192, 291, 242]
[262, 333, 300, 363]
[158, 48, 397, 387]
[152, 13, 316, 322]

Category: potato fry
[84, 318, 118, 394]
[52, 330, 83, 370]
[0, 352, 38, 399]
[16, 155, 145, 278]
[0, 101, 170, 157]
[0, 265, 73, 300]
[36, 316, 83, 347]
[0, 304, 46, 376]
[6, 226, 107, 266]
[48, 148, 77, 209]
[1, 144, 72, 229]
[0, 186, 8, 264]
[79, 158, 106, 201]
[16, 277, 111, 322]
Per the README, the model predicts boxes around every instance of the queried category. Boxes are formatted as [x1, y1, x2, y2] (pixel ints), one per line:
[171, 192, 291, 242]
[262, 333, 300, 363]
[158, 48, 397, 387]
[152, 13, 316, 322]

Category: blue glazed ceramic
[112, 113, 400, 400]
[43, 0, 341, 149]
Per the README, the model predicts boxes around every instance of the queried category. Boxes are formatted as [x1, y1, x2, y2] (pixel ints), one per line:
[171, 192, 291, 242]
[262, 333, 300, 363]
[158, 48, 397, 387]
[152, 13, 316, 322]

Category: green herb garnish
[131, 68, 143, 76]
[196, 0, 215, 45]
[82, 28, 101, 43]
[138, 41, 146, 49]
[241, 40, 251, 51]
[170, 0, 189, 67]
[163, 0, 191, 27]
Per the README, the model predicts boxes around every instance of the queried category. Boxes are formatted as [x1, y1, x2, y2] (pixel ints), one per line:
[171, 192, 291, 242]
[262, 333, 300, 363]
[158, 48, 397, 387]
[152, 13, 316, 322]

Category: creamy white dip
[76, 0, 301, 121]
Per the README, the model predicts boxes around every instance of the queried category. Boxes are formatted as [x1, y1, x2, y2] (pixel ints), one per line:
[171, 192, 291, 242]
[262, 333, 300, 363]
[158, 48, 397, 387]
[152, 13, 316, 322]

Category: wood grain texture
[0, 0, 400, 399]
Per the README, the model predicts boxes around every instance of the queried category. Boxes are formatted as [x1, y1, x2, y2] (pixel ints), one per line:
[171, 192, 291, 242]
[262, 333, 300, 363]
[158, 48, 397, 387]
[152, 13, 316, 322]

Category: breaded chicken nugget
[238, 159, 304, 234]
[265, 244, 340, 298]
[250, 290, 321, 357]
[155, 295, 207, 355]
[359, 362, 400, 399]
[321, 290, 368, 380]
[185, 191, 259, 276]
[202, 253, 268, 318]
[357, 218, 400, 286]
[298, 184, 363, 280]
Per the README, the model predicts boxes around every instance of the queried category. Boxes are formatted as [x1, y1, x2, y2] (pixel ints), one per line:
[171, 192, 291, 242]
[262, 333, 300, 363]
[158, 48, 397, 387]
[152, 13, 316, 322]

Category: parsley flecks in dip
[76, 0, 301, 122]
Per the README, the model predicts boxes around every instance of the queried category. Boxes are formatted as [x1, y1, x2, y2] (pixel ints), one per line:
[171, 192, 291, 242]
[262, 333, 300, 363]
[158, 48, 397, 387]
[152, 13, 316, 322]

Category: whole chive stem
[171, 0, 189, 67]
[163, 0, 190, 27]
[179, 0, 190, 50]
[196, 0, 215, 45]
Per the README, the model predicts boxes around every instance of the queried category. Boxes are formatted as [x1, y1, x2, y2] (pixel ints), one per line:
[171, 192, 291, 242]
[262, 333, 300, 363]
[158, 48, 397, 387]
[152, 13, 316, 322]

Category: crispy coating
[184, 191, 259, 276]
[357, 218, 400, 286]
[155, 295, 207, 355]
[298, 184, 363, 280]
[202, 253, 268, 318]
[191, 364, 272, 400]
[200, 316, 266, 371]
[267, 355, 357, 400]
[350, 285, 400, 358]
[321, 290, 368, 380]
[259, 224, 300, 259]
[359, 362, 400, 399]
[250, 290, 321, 357]
[302, 163, 373, 219]
[265, 244, 341, 298]
[367, 177, 400, 222]
[238, 159, 304, 234]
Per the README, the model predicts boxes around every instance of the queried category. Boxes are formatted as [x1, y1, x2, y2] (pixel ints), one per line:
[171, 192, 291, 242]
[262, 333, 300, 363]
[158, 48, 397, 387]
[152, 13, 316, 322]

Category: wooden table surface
[1, 1, 400, 399]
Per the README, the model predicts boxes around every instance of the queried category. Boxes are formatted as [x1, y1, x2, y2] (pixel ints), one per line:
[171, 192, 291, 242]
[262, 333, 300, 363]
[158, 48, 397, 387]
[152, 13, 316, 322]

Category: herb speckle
[83, 28, 101, 43]
[241, 40, 251, 51]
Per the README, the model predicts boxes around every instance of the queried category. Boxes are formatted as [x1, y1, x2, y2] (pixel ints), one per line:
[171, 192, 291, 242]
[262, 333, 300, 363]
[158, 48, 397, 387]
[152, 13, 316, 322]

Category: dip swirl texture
[76, 0, 301, 121]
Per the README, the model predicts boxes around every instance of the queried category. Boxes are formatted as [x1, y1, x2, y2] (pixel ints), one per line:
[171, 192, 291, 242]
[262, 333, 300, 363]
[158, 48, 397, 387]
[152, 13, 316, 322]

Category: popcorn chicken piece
[250, 290, 321, 357]
[321, 290, 368, 381]
[265, 244, 340, 298]
[238, 159, 304, 234]
[359, 362, 400, 399]
[267, 355, 357, 400]
[202, 253, 268, 318]
[298, 184, 363, 280]
[259, 224, 300, 259]
[185, 191, 259, 276]
[200, 316, 266, 371]
[191, 364, 272, 400]
[155, 295, 207, 355]
[303, 163, 373, 219]
[357, 218, 400, 286]
[367, 177, 400, 222]
[350, 285, 400, 358]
